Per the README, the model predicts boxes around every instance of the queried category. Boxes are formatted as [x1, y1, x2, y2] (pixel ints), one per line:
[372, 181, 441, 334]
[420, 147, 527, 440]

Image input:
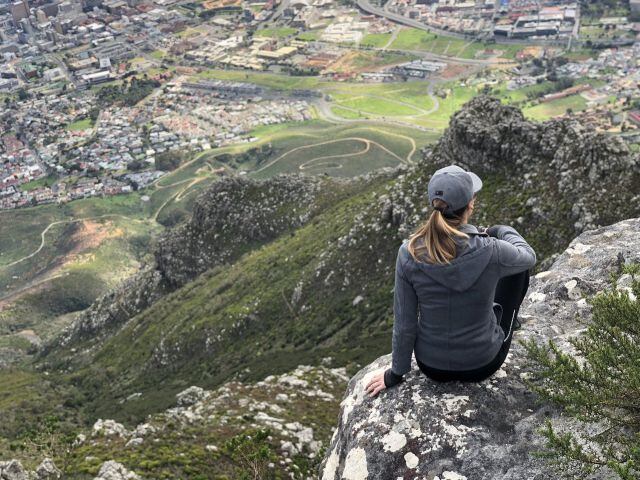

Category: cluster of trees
[96, 76, 161, 107]
[155, 150, 189, 171]
[525, 78, 575, 100]
[217, 144, 273, 167]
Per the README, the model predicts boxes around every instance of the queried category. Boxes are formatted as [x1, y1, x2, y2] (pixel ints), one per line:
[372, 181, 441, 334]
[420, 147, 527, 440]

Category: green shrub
[525, 264, 640, 479]
[221, 429, 276, 480]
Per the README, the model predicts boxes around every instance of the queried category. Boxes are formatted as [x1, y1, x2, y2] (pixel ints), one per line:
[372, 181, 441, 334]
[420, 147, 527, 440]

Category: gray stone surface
[35, 458, 61, 480]
[320, 218, 640, 480]
[93, 461, 140, 480]
[0, 460, 28, 480]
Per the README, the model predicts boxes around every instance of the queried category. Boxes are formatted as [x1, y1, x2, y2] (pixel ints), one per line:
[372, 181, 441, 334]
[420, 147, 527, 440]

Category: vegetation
[66, 118, 94, 131]
[254, 27, 297, 38]
[525, 264, 640, 479]
[96, 77, 161, 107]
[524, 95, 588, 121]
[19, 175, 57, 192]
[361, 33, 393, 48]
[155, 150, 190, 171]
[388, 28, 526, 60]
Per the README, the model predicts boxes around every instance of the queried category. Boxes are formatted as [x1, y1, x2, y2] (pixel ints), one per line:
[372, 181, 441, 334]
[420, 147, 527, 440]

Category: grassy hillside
[3, 96, 638, 479]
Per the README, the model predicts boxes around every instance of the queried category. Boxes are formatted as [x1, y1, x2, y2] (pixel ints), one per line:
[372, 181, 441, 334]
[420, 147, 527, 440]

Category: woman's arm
[487, 225, 537, 277]
[389, 245, 419, 382]
[366, 245, 419, 397]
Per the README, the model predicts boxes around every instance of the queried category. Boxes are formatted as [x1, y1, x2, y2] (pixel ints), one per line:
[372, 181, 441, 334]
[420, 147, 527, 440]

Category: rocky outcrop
[93, 461, 140, 480]
[34, 459, 61, 480]
[430, 95, 639, 241]
[156, 175, 331, 288]
[0, 460, 28, 480]
[0, 458, 61, 480]
[50, 174, 337, 349]
[320, 217, 640, 480]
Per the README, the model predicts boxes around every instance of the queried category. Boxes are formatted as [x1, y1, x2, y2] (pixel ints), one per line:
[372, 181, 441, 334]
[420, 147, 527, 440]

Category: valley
[1, 0, 639, 475]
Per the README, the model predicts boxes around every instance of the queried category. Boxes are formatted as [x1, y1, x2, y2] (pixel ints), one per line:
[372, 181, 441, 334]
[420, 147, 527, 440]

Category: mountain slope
[41, 96, 640, 425]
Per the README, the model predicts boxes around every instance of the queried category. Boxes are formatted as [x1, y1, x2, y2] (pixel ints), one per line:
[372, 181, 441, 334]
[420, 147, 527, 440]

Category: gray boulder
[0, 460, 28, 480]
[320, 217, 640, 480]
[93, 461, 140, 480]
[35, 458, 61, 479]
[176, 385, 208, 407]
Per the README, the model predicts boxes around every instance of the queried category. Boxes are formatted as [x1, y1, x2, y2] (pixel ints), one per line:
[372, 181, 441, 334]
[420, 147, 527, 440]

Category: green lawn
[297, 31, 322, 41]
[523, 94, 588, 121]
[389, 28, 525, 60]
[326, 81, 436, 120]
[361, 33, 393, 48]
[195, 69, 324, 90]
[19, 175, 57, 192]
[331, 105, 366, 119]
[149, 50, 168, 60]
[67, 118, 94, 131]
[254, 27, 297, 38]
[332, 94, 421, 116]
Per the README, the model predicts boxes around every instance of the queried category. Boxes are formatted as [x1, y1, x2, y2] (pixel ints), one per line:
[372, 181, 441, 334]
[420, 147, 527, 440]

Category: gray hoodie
[391, 224, 536, 375]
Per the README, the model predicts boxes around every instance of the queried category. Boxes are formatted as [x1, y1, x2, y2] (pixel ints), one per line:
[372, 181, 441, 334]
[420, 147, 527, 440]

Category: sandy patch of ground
[439, 63, 474, 79]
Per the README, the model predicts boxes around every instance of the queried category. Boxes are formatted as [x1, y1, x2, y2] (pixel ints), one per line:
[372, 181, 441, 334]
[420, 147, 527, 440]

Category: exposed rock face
[156, 175, 328, 288]
[0, 458, 61, 480]
[0, 460, 28, 480]
[430, 95, 639, 239]
[320, 217, 640, 480]
[35, 458, 61, 479]
[93, 461, 140, 480]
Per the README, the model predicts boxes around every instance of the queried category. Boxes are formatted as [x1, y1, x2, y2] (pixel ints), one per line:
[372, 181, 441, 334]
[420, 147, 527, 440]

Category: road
[271, 0, 291, 21]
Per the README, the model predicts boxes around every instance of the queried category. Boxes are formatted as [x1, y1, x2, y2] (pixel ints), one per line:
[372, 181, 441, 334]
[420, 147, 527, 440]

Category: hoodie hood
[409, 225, 493, 292]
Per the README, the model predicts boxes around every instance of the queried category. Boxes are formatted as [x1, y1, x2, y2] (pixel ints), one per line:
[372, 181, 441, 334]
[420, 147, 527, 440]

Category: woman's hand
[365, 371, 387, 398]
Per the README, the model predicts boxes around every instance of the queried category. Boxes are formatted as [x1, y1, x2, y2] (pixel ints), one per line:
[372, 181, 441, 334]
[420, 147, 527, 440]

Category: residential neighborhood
[0, 0, 638, 210]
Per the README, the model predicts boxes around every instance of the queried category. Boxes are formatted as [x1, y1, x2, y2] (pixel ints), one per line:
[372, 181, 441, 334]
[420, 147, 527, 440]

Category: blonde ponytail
[407, 199, 468, 265]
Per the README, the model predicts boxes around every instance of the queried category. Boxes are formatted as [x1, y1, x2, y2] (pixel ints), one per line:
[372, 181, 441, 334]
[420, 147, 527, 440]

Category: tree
[525, 264, 640, 479]
[222, 429, 276, 480]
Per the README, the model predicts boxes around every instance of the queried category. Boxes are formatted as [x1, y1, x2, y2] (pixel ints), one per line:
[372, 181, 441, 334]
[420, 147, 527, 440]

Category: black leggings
[417, 270, 530, 382]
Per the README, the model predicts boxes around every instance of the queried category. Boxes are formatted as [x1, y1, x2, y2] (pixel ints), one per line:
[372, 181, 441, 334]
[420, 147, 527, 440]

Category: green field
[19, 175, 57, 192]
[361, 33, 393, 48]
[190, 120, 438, 179]
[67, 118, 94, 131]
[254, 27, 298, 38]
[389, 28, 525, 60]
[296, 30, 322, 41]
[246, 123, 432, 178]
[196, 69, 324, 90]
[523, 94, 589, 120]
[149, 49, 168, 60]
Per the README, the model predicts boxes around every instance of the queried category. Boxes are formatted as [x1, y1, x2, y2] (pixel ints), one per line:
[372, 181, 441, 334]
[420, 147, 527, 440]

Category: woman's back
[366, 165, 536, 398]
[392, 224, 536, 373]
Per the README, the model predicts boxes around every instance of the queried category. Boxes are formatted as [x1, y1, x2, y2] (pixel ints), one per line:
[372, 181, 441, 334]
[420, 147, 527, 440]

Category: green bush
[525, 264, 640, 479]
[221, 429, 276, 480]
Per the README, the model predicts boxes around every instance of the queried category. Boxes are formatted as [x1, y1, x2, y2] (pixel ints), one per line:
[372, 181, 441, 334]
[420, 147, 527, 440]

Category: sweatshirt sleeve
[390, 245, 419, 378]
[492, 225, 537, 277]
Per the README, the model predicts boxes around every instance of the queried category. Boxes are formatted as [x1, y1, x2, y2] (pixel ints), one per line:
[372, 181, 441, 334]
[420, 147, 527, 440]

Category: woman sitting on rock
[366, 165, 536, 397]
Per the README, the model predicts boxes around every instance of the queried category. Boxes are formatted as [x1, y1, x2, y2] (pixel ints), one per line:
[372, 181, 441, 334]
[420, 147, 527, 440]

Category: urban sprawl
[1, 0, 639, 209]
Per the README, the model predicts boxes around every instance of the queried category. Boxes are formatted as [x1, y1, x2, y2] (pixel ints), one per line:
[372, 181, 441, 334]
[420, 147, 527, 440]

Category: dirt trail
[253, 136, 407, 175]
